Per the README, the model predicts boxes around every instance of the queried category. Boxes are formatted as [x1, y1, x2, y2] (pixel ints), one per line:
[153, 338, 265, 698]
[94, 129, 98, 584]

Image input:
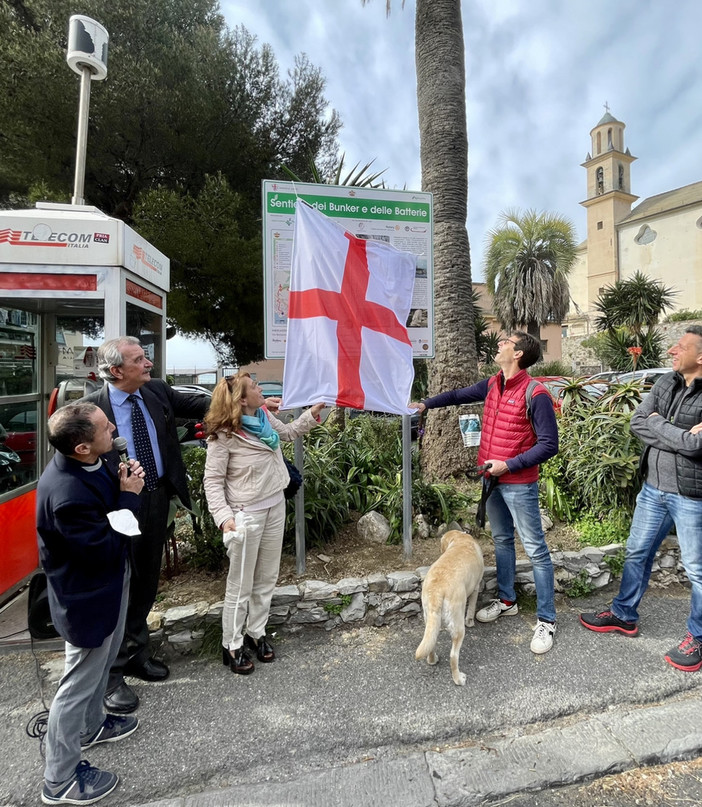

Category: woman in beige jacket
[203, 373, 323, 674]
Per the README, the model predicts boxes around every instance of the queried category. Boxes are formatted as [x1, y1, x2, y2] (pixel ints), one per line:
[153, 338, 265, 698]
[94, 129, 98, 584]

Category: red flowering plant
[627, 345, 643, 371]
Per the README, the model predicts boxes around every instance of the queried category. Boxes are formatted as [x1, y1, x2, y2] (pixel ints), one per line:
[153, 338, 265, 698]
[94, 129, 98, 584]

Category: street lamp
[66, 15, 109, 206]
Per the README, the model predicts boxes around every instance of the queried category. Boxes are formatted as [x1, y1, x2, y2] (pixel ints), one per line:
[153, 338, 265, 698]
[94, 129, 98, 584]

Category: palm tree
[485, 209, 577, 350]
[363, 0, 478, 480]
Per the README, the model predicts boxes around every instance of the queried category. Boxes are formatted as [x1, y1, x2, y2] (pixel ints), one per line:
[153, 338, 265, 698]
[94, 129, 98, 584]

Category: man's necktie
[128, 394, 159, 491]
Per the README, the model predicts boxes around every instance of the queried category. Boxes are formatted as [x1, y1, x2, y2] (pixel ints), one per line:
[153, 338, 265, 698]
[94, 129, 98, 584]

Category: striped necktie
[128, 394, 159, 491]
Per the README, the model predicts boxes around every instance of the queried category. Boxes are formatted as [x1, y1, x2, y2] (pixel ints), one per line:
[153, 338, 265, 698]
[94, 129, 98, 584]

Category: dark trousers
[107, 483, 170, 691]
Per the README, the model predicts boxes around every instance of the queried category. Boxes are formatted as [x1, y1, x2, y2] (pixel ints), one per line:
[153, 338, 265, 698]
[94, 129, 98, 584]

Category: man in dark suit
[84, 336, 209, 714]
[38, 403, 145, 804]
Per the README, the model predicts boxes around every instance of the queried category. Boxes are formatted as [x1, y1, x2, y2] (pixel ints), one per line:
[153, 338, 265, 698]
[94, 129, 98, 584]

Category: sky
[167, 0, 702, 371]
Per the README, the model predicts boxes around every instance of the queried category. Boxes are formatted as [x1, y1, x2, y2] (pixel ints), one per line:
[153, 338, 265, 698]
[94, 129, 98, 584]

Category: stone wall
[150, 536, 686, 656]
[563, 319, 702, 376]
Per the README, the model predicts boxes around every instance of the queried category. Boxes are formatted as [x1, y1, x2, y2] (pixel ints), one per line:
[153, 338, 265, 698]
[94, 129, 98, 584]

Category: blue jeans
[612, 482, 702, 639]
[485, 481, 556, 623]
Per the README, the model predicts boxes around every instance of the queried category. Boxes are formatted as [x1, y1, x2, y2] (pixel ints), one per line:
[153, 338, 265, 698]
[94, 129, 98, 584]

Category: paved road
[2, 585, 702, 806]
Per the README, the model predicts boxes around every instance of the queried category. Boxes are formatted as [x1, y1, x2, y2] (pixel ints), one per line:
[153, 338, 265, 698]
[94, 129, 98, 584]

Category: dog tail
[415, 607, 441, 661]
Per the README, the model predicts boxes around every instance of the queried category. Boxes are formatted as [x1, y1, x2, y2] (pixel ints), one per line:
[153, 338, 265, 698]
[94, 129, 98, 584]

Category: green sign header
[265, 192, 430, 222]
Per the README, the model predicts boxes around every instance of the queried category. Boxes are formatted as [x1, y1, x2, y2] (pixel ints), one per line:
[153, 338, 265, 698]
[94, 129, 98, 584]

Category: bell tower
[580, 106, 638, 307]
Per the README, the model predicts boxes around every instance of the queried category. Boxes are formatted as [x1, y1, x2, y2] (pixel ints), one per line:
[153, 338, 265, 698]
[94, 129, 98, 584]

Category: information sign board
[262, 180, 434, 359]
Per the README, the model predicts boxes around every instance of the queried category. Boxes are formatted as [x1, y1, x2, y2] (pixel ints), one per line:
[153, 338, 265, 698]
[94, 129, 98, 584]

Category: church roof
[619, 180, 702, 224]
[596, 111, 619, 126]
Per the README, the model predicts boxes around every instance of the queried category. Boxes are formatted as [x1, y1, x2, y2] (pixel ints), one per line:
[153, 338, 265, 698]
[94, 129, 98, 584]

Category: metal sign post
[402, 414, 413, 560]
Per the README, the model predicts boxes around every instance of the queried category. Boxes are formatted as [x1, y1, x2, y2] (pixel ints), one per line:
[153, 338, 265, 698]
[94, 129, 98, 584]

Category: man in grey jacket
[580, 326, 702, 671]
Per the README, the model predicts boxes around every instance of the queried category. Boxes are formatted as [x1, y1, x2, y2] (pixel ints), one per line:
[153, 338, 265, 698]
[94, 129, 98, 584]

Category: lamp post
[66, 16, 109, 206]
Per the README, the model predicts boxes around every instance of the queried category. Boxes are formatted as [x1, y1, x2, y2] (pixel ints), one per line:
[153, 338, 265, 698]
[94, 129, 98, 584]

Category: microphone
[112, 436, 130, 467]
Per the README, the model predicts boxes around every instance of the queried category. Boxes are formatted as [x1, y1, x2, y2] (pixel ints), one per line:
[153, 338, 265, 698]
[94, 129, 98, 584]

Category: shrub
[540, 389, 641, 524]
[282, 425, 354, 548]
[665, 310, 702, 323]
[604, 549, 627, 578]
[599, 326, 666, 371]
[284, 414, 475, 546]
[181, 446, 227, 572]
[575, 513, 630, 547]
[565, 569, 595, 598]
[530, 360, 571, 377]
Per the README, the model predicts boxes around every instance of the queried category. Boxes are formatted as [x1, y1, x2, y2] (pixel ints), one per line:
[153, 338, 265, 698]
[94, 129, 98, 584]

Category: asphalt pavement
[2, 584, 702, 807]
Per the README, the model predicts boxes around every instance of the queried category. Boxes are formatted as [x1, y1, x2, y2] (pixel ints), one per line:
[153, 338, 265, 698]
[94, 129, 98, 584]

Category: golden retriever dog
[415, 530, 484, 686]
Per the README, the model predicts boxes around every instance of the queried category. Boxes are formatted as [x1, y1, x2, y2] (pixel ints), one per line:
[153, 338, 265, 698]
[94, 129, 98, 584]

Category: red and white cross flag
[282, 201, 416, 415]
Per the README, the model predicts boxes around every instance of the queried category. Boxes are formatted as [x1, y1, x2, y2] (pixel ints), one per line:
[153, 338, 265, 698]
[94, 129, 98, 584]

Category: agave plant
[594, 271, 676, 370]
[600, 326, 666, 371]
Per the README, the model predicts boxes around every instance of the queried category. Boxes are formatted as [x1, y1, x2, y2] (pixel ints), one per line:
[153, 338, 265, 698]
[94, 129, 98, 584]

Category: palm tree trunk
[527, 321, 542, 344]
[415, 0, 478, 480]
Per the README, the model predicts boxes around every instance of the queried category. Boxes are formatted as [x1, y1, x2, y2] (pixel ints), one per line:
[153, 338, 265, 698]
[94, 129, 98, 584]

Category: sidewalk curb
[135, 695, 702, 807]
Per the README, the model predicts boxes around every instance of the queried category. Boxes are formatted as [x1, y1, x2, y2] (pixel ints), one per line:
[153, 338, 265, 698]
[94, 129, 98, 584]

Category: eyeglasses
[498, 337, 519, 347]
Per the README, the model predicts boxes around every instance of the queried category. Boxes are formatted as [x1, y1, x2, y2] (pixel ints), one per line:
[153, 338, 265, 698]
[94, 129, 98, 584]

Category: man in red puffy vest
[412, 331, 559, 654]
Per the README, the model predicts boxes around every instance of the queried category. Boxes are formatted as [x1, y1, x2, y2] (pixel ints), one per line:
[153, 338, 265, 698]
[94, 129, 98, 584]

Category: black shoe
[665, 632, 702, 671]
[579, 610, 638, 636]
[223, 646, 255, 675]
[42, 761, 119, 804]
[244, 633, 275, 663]
[103, 682, 139, 714]
[124, 657, 169, 681]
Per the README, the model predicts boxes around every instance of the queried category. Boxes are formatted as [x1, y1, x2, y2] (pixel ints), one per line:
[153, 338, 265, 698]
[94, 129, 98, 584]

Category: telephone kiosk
[0, 202, 170, 602]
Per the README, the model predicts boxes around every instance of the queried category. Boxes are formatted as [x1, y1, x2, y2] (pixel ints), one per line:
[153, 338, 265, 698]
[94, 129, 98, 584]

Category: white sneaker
[475, 599, 519, 623]
[531, 620, 556, 654]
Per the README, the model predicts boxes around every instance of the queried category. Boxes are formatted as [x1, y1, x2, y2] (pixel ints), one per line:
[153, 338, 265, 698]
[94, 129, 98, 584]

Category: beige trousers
[222, 500, 286, 650]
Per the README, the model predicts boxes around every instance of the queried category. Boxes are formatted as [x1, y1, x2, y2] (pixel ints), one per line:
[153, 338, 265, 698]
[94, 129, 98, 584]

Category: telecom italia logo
[0, 223, 110, 249]
[266, 192, 430, 222]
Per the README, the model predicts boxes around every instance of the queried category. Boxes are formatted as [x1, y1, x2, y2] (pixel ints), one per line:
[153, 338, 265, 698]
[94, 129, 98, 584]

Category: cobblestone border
[151, 536, 685, 656]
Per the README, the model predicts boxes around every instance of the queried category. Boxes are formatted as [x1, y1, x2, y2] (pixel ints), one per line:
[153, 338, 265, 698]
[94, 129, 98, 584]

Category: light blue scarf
[241, 409, 280, 450]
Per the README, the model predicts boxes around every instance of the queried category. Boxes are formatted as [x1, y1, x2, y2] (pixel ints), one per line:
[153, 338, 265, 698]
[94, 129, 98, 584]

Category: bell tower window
[618, 165, 624, 190]
[596, 167, 604, 195]
[596, 132, 601, 154]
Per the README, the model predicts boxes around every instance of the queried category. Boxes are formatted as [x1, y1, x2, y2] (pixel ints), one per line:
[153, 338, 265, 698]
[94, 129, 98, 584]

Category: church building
[565, 109, 702, 337]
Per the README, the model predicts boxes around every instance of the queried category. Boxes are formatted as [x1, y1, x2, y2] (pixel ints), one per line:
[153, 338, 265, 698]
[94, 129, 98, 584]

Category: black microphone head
[112, 436, 128, 454]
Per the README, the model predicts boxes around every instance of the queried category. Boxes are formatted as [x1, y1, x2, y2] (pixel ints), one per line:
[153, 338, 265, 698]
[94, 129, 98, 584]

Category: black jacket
[36, 453, 139, 647]
[632, 371, 702, 499]
[84, 379, 209, 507]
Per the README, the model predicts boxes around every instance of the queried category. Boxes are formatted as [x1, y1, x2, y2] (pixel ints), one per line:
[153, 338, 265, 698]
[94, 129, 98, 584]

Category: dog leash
[469, 463, 496, 529]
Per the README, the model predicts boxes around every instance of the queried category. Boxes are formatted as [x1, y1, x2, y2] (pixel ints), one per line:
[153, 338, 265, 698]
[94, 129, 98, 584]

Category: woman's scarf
[240, 408, 280, 450]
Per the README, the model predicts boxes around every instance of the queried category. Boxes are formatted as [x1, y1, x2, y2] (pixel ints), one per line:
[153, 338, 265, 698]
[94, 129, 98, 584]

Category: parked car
[4, 408, 37, 471]
[582, 367, 671, 402]
[171, 385, 212, 443]
[584, 370, 622, 384]
[258, 380, 283, 399]
[170, 383, 213, 397]
[614, 368, 670, 388]
[531, 376, 570, 412]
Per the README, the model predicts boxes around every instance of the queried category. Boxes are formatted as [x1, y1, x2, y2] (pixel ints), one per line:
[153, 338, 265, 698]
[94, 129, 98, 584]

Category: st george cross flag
[282, 201, 416, 415]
